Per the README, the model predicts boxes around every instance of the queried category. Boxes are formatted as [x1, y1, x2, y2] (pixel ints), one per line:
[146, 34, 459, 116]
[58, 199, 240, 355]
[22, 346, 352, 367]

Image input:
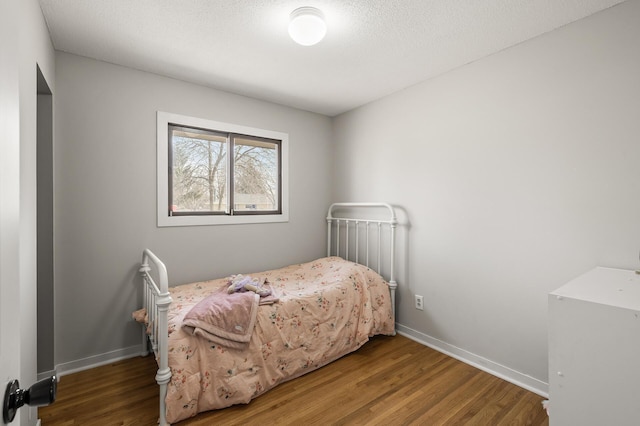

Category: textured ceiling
[38, 0, 627, 116]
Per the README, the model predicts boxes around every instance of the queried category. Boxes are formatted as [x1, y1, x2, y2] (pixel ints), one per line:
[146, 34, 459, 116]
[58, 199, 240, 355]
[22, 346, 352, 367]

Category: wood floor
[39, 335, 548, 425]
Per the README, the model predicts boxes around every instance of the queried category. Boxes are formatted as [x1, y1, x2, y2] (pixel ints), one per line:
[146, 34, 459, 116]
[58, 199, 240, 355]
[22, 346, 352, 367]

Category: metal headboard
[326, 202, 398, 320]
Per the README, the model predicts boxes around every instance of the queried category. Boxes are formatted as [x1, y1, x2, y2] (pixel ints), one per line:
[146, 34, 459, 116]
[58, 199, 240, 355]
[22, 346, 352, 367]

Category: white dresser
[548, 267, 640, 426]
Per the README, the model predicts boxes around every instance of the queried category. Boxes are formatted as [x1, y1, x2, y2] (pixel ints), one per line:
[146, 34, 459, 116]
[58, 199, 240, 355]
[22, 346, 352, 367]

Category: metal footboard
[139, 249, 172, 426]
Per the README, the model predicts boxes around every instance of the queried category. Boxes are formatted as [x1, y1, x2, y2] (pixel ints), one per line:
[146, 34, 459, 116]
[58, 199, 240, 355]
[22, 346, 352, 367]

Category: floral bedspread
[163, 256, 394, 423]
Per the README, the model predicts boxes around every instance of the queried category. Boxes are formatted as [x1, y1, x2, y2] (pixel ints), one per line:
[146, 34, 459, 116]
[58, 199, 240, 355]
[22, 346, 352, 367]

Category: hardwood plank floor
[39, 335, 548, 425]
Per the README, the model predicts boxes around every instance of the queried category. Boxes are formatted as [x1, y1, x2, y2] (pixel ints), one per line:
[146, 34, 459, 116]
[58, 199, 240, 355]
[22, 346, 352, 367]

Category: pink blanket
[181, 283, 278, 349]
[158, 257, 394, 423]
[182, 287, 260, 350]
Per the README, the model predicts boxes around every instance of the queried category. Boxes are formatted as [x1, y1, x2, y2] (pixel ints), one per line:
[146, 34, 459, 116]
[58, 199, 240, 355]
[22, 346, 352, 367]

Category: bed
[136, 202, 399, 425]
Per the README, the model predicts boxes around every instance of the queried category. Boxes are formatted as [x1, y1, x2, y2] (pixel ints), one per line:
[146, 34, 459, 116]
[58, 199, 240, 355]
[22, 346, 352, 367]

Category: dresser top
[551, 267, 640, 311]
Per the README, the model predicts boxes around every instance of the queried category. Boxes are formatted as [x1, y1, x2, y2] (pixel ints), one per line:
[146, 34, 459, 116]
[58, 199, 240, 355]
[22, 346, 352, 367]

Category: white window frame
[157, 111, 289, 227]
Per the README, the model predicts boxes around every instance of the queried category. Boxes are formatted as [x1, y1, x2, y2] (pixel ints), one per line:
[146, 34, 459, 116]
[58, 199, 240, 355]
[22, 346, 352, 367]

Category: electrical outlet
[415, 295, 424, 310]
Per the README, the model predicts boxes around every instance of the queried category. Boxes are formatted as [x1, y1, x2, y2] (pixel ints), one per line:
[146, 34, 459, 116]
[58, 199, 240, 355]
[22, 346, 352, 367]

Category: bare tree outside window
[169, 125, 281, 216]
[234, 137, 278, 212]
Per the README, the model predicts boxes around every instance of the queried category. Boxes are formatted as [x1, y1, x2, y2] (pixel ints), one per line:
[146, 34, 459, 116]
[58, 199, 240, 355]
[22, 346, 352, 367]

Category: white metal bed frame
[138, 202, 398, 425]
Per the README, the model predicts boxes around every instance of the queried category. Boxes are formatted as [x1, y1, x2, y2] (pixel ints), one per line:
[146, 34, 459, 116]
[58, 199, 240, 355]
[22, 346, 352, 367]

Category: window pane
[170, 126, 228, 213]
[233, 136, 279, 212]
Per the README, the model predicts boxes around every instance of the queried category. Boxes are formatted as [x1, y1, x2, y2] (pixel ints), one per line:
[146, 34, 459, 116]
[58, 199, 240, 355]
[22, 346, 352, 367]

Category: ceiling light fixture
[288, 7, 326, 46]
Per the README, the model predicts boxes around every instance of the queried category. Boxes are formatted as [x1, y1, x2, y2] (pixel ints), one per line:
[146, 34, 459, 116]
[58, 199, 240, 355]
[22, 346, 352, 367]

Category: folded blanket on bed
[182, 284, 278, 349]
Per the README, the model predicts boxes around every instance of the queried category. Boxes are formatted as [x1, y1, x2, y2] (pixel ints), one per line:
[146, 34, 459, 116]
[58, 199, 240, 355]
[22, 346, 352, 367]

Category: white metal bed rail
[326, 202, 398, 321]
[139, 249, 172, 426]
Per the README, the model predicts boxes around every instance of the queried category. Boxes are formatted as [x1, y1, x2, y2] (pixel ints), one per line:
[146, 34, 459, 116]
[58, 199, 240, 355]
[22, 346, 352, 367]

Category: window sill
[157, 212, 289, 227]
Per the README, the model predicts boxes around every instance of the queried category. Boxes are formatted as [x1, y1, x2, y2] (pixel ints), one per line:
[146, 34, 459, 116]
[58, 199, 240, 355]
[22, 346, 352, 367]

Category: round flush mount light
[288, 6, 326, 46]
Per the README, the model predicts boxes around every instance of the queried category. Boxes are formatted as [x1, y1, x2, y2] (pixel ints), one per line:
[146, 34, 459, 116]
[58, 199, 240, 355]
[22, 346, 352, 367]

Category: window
[157, 112, 288, 226]
[168, 126, 281, 215]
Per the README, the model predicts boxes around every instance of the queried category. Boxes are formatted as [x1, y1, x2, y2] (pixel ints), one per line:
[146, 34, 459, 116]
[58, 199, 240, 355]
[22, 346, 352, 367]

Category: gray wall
[333, 0, 640, 391]
[53, 52, 333, 367]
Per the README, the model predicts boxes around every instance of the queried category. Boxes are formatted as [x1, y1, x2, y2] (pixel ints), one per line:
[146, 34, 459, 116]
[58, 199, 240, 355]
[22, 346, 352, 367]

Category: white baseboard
[395, 323, 549, 398]
[54, 344, 145, 377]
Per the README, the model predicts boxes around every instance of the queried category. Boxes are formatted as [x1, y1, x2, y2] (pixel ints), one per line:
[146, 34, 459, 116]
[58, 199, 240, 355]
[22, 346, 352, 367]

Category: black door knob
[3, 376, 57, 423]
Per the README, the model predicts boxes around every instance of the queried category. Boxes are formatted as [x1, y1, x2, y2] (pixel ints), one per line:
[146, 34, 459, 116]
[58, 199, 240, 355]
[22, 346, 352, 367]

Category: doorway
[37, 64, 54, 378]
